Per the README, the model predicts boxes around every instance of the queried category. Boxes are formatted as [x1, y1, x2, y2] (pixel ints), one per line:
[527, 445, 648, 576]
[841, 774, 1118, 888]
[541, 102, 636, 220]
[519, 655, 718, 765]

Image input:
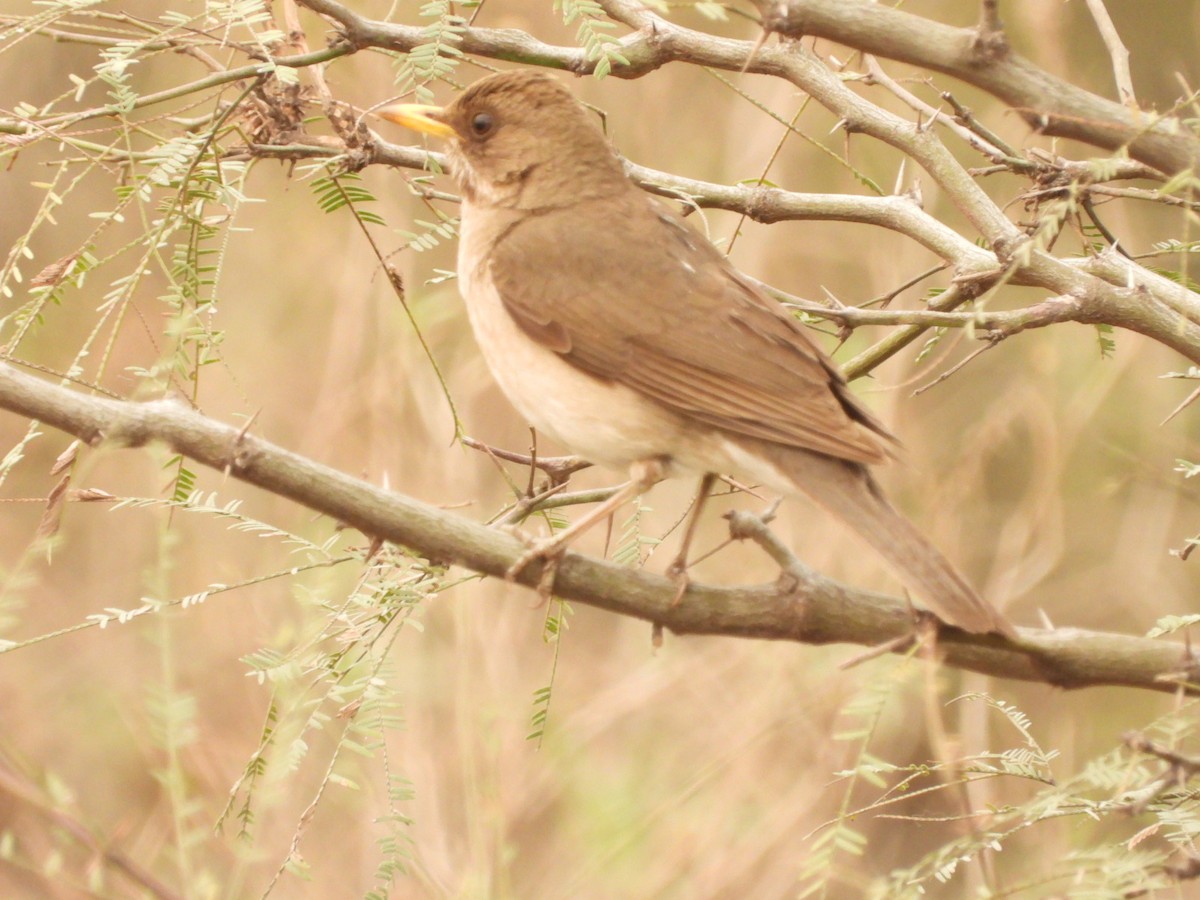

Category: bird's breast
[456, 220, 694, 471]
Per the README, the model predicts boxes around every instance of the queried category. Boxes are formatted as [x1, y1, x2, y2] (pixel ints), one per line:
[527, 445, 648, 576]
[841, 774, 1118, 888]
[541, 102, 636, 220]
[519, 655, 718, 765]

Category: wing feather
[485, 192, 893, 465]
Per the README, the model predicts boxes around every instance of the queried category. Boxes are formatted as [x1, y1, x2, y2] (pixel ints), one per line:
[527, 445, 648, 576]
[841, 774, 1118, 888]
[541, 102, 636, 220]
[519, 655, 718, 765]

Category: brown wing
[485, 191, 893, 465]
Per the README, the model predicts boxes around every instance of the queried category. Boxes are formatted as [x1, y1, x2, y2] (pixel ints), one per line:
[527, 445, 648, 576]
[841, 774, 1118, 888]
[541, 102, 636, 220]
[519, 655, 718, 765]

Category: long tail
[747, 443, 1015, 637]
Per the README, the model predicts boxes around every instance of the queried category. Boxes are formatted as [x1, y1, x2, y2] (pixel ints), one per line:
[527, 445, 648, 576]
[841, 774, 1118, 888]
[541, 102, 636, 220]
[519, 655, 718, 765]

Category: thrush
[381, 69, 1014, 637]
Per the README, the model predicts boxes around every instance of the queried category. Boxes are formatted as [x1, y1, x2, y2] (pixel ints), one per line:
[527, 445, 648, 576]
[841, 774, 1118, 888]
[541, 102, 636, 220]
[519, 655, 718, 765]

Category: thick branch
[756, 0, 1200, 174]
[1, 361, 1198, 694]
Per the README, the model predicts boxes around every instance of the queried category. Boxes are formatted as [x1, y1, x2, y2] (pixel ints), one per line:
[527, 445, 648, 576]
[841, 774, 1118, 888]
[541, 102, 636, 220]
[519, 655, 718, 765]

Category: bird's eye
[470, 112, 494, 136]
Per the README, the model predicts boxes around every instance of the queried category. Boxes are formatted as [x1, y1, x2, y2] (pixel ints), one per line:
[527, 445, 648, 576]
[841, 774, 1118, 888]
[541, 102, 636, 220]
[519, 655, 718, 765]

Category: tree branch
[2, 361, 1198, 694]
[294, 0, 1196, 175]
[755, 0, 1200, 174]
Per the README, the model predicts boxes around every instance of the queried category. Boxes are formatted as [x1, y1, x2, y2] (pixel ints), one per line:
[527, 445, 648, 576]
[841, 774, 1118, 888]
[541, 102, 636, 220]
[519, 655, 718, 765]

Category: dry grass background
[4, 0, 1200, 896]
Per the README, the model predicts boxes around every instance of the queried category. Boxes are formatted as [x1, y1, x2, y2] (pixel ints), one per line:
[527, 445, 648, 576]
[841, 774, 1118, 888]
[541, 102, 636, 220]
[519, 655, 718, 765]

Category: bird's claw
[505, 534, 568, 604]
[506, 539, 563, 580]
[666, 557, 690, 607]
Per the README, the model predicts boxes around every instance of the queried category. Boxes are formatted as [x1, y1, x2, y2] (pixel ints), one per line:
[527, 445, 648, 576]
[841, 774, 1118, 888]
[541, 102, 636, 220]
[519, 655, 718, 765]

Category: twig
[723, 501, 808, 581]
[499, 484, 626, 527]
[1125, 731, 1200, 776]
[913, 339, 999, 396]
[787, 295, 1082, 334]
[939, 90, 1024, 163]
[1120, 730, 1200, 814]
[839, 283, 977, 380]
[250, 135, 999, 274]
[1081, 194, 1134, 259]
[1091, 184, 1200, 212]
[860, 264, 948, 309]
[1, 45, 349, 131]
[1083, 0, 1137, 109]
[461, 435, 592, 483]
[862, 57, 1015, 167]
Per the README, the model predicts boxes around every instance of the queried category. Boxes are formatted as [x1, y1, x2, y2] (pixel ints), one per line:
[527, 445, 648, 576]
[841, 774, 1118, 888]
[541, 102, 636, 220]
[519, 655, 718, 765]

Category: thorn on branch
[1161, 382, 1200, 428]
[225, 410, 260, 476]
[831, 116, 863, 137]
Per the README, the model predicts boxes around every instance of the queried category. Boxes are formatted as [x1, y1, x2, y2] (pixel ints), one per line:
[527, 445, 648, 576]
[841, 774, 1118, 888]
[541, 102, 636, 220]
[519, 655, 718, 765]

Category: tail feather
[742, 442, 1015, 637]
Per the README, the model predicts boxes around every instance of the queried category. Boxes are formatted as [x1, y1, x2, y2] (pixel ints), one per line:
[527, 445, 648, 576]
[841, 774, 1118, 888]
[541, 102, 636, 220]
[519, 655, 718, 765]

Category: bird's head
[380, 70, 627, 209]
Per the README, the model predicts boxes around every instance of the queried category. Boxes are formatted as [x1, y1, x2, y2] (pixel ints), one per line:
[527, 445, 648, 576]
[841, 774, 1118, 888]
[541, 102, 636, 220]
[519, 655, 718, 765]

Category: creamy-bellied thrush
[381, 69, 1014, 637]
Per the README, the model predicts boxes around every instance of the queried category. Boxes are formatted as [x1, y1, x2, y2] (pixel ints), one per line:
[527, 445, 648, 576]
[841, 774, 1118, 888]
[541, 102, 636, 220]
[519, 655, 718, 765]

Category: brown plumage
[381, 70, 1015, 638]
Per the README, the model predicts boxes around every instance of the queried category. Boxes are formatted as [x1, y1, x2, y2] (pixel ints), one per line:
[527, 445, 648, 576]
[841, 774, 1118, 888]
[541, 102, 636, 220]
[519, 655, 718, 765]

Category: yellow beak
[378, 103, 456, 139]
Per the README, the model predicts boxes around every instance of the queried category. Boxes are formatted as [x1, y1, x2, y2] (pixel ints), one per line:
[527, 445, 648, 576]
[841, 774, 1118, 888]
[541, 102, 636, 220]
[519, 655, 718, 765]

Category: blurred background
[3, 0, 1200, 896]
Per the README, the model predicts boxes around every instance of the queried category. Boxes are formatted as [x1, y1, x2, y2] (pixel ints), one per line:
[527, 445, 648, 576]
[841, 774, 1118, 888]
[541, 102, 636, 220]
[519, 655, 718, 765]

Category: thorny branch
[2, 359, 1200, 695]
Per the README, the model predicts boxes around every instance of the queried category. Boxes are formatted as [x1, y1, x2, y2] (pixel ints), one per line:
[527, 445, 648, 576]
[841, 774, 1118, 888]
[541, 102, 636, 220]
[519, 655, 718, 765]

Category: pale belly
[453, 214, 802, 494]
[460, 264, 688, 469]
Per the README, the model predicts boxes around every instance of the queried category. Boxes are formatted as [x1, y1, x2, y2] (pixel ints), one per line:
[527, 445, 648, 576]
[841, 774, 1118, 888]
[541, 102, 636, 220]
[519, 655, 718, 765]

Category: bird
[380, 69, 1014, 638]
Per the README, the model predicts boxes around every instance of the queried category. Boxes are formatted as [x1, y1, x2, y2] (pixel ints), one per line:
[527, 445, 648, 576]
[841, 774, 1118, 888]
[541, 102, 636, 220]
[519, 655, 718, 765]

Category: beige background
[2, 0, 1200, 895]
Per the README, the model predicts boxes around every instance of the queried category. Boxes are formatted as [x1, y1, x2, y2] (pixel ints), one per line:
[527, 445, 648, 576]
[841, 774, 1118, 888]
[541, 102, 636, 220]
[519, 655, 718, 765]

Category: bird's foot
[505, 532, 568, 603]
[506, 536, 565, 580]
[663, 471, 717, 608]
[666, 556, 690, 607]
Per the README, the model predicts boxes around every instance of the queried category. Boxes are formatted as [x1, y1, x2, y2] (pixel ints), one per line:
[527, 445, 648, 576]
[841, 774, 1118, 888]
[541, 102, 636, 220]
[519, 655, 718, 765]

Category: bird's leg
[666, 472, 717, 606]
[506, 457, 667, 582]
